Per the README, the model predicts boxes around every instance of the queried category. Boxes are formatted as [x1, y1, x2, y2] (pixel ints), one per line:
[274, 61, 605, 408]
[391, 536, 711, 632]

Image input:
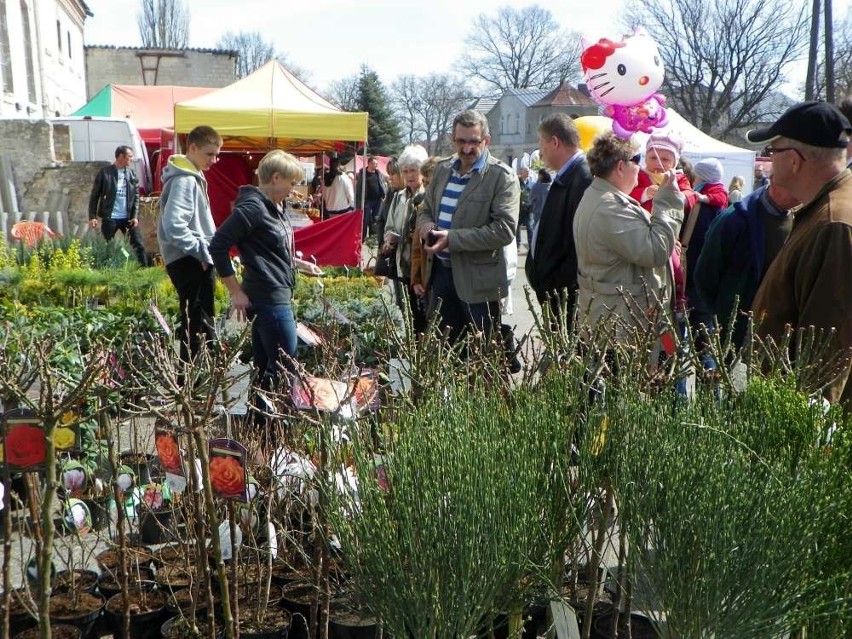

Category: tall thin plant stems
[103, 395, 131, 639]
[10, 337, 109, 639]
[326, 336, 589, 639]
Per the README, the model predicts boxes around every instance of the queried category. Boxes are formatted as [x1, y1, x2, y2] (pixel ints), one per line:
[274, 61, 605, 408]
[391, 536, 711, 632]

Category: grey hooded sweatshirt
[157, 155, 216, 266]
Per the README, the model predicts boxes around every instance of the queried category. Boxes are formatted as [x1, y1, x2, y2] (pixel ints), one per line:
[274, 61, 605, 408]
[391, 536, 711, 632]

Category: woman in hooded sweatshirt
[209, 150, 321, 389]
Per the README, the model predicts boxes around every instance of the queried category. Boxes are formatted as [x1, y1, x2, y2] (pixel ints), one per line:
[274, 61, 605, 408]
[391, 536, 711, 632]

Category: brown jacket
[752, 169, 852, 410]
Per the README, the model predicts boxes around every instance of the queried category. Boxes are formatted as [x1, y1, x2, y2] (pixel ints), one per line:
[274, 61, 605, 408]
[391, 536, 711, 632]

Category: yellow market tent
[173, 60, 368, 152]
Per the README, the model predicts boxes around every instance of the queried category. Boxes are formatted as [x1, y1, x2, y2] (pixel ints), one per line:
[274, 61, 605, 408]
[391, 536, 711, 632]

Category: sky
[82, 0, 627, 92]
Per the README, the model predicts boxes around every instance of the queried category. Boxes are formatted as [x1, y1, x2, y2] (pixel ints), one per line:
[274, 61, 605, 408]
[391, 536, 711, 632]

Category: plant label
[2, 408, 47, 473]
[208, 438, 249, 502]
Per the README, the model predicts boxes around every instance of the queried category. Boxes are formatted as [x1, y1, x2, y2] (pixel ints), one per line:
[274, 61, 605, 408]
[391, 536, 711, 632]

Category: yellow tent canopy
[174, 60, 368, 153]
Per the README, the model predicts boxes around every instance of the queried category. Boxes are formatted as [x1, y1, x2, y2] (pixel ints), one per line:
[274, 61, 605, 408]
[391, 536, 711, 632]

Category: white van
[52, 116, 153, 194]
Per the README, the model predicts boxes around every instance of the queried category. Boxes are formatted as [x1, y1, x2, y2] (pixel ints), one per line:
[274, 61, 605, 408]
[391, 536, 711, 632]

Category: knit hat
[693, 158, 724, 184]
[646, 131, 683, 163]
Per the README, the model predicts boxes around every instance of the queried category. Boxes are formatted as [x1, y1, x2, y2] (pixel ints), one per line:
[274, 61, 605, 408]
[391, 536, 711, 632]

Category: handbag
[373, 249, 397, 278]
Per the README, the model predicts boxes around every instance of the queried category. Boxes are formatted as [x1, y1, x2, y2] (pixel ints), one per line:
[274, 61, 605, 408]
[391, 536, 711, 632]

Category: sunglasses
[765, 146, 806, 162]
[625, 154, 641, 165]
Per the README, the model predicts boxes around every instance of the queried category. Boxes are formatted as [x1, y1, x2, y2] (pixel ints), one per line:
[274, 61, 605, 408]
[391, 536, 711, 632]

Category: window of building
[20, 0, 36, 104]
[56, 19, 62, 51]
[0, 0, 12, 93]
[67, 31, 72, 58]
[515, 113, 520, 134]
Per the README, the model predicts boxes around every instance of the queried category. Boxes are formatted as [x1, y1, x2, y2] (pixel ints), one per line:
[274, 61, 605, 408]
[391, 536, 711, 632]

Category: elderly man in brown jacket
[747, 101, 852, 411]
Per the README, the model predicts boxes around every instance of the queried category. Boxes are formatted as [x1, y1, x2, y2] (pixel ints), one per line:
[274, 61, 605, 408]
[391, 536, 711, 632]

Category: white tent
[635, 109, 756, 195]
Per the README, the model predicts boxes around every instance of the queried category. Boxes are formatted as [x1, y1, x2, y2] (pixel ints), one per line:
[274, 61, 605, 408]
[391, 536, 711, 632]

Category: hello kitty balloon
[580, 29, 669, 138]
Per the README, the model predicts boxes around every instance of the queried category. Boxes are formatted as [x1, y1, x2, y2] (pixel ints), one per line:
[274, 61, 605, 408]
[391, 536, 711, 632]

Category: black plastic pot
[280, 581, 314, 639]
[120, 452, 159, 484]
[96, 545, 155, 575]
[138, 507, 175, 544]
[83, 495, 111, 531]
[329, 610, 378, 639]
[48, 591, 105, 639]
[160, 615, 225, 639]
[13, 623, 82, 638]
[239, 609, 291, 639]
[105, 589, 168, 639]
[53, 569, 100, 595]
[97, 571, 156, 600]
[7, 586, 37, 634]
[592, 611, 659, 639]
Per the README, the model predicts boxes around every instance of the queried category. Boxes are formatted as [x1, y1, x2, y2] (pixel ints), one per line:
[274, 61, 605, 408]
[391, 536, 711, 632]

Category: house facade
[481, 83, 598, 167]
[0, 0, 91, 119]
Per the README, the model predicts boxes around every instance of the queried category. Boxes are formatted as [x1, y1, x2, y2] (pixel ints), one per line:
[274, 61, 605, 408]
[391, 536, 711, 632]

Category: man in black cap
[746, 101, 852, 411]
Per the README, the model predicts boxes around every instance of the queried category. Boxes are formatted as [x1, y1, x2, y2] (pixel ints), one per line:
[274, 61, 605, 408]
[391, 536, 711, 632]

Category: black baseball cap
[746, 101, 852, 148]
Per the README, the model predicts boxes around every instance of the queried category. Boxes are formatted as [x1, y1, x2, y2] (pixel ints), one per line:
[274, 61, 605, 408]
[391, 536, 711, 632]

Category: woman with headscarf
[573, 132, 684, 343]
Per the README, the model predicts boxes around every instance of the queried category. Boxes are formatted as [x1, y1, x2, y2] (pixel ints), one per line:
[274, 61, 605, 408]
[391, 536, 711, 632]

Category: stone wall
[0, 120, 59, 202]
[85, 47, 237, 98]
[22, 161, 104, 231]
[0, 119, 102, 231]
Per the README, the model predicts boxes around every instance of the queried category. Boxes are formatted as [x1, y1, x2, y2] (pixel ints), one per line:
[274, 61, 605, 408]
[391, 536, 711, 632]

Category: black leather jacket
[88, 164, 139, 220]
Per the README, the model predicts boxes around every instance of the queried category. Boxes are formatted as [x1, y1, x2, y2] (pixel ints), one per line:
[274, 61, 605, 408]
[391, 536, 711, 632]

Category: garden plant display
[0, 235, 850, 639]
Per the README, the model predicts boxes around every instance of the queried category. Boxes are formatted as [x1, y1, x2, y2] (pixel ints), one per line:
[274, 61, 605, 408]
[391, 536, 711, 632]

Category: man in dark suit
[88, 145, 149, 266]
[525, 114, 593, 332]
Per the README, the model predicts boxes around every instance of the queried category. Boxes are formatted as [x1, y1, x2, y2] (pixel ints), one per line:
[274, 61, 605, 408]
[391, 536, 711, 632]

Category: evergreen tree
[356, 66, 402, 156]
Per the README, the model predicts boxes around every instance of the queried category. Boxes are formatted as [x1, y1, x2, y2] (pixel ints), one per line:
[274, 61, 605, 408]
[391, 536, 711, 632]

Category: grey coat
[157, 155, 216, 266]
[416, 152, 519, 303]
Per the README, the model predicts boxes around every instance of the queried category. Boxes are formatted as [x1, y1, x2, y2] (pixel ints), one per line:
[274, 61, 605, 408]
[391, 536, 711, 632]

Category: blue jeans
[249, 302, 297, 386]
[429, 261, 500, 344]
[363, 199, 382, 237]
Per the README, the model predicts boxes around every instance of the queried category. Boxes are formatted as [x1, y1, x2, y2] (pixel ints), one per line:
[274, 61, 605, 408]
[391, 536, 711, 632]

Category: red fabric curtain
[294, 211, 363, 267]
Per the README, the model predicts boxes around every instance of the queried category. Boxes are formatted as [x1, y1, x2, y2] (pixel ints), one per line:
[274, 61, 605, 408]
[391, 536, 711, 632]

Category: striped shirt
[436, 151, 489, 262]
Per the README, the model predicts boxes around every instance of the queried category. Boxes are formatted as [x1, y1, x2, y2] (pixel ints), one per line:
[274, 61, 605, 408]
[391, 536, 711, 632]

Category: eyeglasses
[624, 154, 641, 165]
[765, 146, 806, 161]
[454, 138, 484, 147]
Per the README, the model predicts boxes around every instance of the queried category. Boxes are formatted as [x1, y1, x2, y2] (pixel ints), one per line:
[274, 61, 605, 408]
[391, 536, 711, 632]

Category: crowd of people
[98, 96, 852, 414]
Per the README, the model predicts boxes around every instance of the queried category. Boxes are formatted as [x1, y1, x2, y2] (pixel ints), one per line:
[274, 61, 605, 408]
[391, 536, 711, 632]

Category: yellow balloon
[574, 116, 613, 151]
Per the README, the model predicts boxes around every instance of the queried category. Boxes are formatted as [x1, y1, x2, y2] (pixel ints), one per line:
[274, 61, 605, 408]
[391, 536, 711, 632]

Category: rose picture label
[2, 408, 47, 473]
[155, 426, 184, 477]
[208, 438, 249, 502]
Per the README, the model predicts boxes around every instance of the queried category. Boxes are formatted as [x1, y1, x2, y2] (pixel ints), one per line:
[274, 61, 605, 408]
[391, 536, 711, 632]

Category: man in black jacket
[88, 145, 149, 265]
[525, 114, 592, 332]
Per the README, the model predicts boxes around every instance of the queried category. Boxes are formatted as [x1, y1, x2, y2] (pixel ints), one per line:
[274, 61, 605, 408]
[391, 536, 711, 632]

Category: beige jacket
[573, 177, 684, 337]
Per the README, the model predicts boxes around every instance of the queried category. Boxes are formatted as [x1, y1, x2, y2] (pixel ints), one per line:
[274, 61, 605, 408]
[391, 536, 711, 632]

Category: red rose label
[5, 423, 47, 470]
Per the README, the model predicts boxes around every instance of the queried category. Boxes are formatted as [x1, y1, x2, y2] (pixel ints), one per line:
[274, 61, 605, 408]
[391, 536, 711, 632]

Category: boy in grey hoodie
[157, 125, 223, 367]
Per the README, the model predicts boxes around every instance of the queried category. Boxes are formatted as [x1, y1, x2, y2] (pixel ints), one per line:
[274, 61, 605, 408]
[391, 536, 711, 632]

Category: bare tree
[217, 31, 275, 78]
[814, 10, 852, 100]
[392, 74, 471, 154]
[327, 75, 360, 111]
[215, 31, 311, 83]
[625, 0, 809, 141]
[460, 5, 582, 94]
[137, 0, 190, 48]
